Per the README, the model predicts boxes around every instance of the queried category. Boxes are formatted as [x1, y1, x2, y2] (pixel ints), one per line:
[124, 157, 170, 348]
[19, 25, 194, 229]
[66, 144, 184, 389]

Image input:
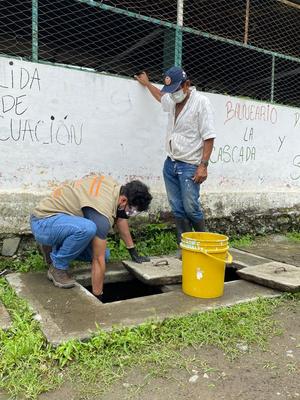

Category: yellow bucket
[180, 232, 233, 299]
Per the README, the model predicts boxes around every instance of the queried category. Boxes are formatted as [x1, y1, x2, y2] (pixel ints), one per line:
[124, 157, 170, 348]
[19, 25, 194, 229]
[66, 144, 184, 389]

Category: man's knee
[80, 220, 97, 239]
[184, 201, 203, 222]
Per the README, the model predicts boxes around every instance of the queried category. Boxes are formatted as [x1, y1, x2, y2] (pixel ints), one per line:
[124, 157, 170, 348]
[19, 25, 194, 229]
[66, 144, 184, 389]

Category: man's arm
[116, 217, 134, 248]
[134, 72, 163, 103]
[193, 138, 215, 184]
[82, 207, 111, 296]
[91, 236, 107, 296]
[116, 218, 150, 263]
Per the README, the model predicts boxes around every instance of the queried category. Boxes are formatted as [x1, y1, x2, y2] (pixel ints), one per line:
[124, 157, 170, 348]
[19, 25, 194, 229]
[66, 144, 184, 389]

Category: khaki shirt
[33, 175, 121, 228]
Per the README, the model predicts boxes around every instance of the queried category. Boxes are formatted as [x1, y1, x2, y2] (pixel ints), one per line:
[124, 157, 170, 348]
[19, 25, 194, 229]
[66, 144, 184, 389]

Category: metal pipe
[32, 0, 38, 62]
[244, 0, 250, 45]
[277, 0, 300, 10]
[175, 0, 184, 66]
[271, 55, 275, 102]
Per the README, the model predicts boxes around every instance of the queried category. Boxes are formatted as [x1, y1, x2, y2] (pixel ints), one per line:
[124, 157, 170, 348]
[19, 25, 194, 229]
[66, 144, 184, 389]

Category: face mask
[170, 89, 187, 104]
[116, 206, 139, 219]
[126, 206, 139, 217]
[116, 207, 129, 219]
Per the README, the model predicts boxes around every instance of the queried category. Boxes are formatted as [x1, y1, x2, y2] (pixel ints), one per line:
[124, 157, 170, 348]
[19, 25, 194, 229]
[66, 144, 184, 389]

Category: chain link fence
[0, 0, 299, 106]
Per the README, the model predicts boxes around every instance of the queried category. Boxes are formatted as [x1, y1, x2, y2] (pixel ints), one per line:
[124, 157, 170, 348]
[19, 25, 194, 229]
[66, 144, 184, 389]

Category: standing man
[30, 175, 152, 296]
[135, 66, 216, 254]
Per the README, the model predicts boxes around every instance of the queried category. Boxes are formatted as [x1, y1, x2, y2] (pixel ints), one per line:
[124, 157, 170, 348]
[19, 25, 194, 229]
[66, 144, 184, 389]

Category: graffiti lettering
[295, 113, 300, 128]
[0, 63, 41, 91]
[224, 100, 277, 125]
[243, 127, 254, 142]
[0, 94, 28, 116]
[290, 155, 300, 181]
[0, 118, 83, 145]
[210, 145, 256, 164]
[278, 136, 286, 152]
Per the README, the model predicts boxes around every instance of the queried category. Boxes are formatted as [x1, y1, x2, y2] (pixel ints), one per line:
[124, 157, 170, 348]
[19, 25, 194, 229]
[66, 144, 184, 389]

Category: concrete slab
[230, 248, 270, 269]
[0, 300, 12, 331]
[6, 272, 280, 345]
[73, 262, 134, 287]
[237, 261, 300, 292]
[237, 235, 300, 267]
[1, 237, 21, 256]
[161, 284, 182, 293]
[122, 256, 182, 285]
[6, 272, 101, 345]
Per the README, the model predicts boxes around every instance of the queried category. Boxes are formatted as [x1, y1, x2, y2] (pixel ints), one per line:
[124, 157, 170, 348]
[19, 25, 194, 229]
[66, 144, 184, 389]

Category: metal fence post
[163, 30, 176, 71]
[244, 0, 250, 45]
[271, 55, 275, 102]
[175, 0, 184, 66]
[32, 0, 38, 62]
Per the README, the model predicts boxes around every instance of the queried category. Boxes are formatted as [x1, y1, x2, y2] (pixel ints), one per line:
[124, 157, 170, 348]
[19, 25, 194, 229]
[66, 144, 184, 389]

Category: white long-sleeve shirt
[161, 88, 217, 165]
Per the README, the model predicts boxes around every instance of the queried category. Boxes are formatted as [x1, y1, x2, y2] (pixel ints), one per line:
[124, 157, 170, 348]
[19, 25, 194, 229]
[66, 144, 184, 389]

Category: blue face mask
[170, 89, 187, 104]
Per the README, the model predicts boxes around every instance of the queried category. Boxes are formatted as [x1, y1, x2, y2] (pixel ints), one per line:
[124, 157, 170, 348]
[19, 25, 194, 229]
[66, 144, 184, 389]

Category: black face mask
[116, 208, 129, 219]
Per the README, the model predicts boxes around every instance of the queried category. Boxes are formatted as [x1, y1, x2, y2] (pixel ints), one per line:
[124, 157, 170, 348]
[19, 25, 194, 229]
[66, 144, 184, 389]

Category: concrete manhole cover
[122, 257, 182, 285]
[237, 261, 300, 292]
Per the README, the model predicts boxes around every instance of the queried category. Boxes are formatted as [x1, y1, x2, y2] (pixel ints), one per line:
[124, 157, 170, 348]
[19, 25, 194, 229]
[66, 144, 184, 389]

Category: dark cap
[161, 66, 188, 93]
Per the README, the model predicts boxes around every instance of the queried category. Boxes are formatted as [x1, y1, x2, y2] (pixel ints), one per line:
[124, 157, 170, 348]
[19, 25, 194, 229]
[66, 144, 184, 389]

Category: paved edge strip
[5, 273, 281, 346]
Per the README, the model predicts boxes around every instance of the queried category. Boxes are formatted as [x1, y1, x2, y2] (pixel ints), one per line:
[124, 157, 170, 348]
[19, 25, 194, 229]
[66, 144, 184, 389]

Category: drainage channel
[84, 266, 240, 303]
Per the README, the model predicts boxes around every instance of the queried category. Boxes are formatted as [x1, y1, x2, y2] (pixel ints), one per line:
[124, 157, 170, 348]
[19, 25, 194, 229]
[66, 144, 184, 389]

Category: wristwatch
[200, 160, 209, 167]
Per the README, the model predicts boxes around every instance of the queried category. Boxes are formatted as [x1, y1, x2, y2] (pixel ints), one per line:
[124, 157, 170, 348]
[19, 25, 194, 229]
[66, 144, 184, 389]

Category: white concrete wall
[0, 56, 299, 232]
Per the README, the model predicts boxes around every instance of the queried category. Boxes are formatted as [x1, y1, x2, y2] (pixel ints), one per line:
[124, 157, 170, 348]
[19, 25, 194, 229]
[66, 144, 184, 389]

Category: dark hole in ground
[86, 267, 239, 303]
[225, 266, 240, 282]
[86, 279, 163, 303]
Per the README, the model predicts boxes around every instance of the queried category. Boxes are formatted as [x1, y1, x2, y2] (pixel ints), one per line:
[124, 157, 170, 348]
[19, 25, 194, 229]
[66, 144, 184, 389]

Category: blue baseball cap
[161, 66, 188, 93]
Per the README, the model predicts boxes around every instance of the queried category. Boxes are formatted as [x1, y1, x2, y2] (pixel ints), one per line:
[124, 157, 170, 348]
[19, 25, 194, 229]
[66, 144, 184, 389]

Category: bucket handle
[198, 248, 233, 264]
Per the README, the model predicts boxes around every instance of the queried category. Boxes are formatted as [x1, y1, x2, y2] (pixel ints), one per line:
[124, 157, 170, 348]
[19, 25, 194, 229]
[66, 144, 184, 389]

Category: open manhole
[85, 266, 240, 303]
[86, 279, 163, 303]
[225, 266, 240, 282]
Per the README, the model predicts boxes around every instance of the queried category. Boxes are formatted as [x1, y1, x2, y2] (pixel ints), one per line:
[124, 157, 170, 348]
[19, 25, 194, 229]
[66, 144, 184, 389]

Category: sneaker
[47, 265, 76, 288]
[37, 243, 52, 265]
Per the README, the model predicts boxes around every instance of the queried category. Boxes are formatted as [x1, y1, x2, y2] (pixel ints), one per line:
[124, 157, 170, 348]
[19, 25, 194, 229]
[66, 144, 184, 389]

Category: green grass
[109, 223, 177, 261]
[0, 229, 258, 273]
[229, 234, 254, 248]
[0, 250, 45, 273]
[286, 231, 300, 242]
[1, 275, 298, 399]
[0, 278, 61, 398]
[0, 224, 178, 273]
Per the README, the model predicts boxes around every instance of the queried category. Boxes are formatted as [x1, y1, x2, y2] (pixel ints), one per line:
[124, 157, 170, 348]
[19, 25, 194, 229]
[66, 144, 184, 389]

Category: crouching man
[30, 175, 152, 295]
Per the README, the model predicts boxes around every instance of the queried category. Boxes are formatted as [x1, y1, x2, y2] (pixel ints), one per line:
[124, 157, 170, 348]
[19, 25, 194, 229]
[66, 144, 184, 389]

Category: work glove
[127, 247, 150, 263]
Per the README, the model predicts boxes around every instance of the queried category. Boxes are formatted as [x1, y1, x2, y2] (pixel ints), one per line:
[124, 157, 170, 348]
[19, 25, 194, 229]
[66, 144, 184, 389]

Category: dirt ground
[37, 300, 300, 400]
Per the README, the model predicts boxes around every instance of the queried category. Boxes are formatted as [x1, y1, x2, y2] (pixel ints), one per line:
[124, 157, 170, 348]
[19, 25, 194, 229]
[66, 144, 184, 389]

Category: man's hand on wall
[193, 165, 208, 184]
[134, 71, 150, 86]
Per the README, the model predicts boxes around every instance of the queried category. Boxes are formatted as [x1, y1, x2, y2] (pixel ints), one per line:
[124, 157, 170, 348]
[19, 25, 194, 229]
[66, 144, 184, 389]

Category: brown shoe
[37, 243, 52, 265]
[47, 265, 76, 288]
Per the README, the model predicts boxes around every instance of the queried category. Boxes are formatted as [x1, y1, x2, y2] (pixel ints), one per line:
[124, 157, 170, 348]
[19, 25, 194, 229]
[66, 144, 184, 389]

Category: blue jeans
[163, 157, 204, 222]
[30, 214, 110, 270]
